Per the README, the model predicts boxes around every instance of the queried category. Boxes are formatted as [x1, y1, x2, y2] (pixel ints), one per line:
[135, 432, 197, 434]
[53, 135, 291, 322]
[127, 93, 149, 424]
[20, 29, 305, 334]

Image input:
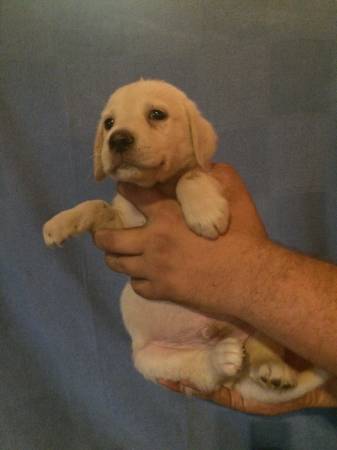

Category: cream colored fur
[43, 80, 329, 402]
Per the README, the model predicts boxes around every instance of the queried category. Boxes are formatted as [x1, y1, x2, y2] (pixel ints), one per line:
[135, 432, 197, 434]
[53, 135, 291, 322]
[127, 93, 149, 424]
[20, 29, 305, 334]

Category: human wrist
[225, 236, 281, 319]
[192, 234, 274, 320]
[231, 236, 331, 325]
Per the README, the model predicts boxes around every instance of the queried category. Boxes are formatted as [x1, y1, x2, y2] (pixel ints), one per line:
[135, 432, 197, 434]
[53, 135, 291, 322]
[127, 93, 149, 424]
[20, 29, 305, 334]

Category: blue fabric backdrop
[1, 1, 336, 449]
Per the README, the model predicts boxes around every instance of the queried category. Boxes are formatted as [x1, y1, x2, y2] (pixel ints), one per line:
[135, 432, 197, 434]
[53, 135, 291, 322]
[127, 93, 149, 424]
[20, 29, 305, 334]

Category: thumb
[117, 182, 168, 218]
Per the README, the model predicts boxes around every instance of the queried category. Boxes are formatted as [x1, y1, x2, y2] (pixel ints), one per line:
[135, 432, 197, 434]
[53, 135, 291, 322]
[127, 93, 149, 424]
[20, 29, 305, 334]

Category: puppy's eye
[104, 117, 114, 130]
[149, 109, 167, 121]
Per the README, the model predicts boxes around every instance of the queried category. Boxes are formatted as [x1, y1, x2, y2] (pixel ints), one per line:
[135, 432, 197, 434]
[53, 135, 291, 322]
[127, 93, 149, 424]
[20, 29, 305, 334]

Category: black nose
[109, 130, 134, 153]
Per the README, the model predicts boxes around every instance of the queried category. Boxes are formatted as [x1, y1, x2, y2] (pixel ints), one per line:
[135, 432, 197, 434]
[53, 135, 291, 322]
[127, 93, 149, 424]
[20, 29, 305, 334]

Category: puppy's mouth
[109, 158, 165, 173]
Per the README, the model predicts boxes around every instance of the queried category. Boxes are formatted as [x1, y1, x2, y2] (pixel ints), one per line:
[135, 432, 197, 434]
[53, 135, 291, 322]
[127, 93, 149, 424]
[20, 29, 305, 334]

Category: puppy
[43, 80, 329, 402]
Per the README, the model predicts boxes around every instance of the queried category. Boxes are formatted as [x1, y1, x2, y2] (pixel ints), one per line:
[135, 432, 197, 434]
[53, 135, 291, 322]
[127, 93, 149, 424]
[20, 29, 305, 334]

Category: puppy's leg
[133, 337, 244, 392]
[246, 333, 298, 390]
[176, 169, 229, 239]
[43, 200, 122, 247]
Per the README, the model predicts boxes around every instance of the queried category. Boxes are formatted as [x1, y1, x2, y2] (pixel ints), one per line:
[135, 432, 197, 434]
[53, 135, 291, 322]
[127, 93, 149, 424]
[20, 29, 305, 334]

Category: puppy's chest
[112, 193, 147, 228]
[111, 182, 178, 228]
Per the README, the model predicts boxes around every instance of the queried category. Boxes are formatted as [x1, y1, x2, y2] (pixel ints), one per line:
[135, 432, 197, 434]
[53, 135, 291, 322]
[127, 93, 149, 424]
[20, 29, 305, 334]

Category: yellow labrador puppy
[43, 80, 329, 402]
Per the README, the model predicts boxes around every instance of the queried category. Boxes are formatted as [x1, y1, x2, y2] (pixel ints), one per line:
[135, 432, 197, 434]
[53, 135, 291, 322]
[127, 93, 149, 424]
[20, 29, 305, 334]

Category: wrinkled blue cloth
[1, 1, 336, 449]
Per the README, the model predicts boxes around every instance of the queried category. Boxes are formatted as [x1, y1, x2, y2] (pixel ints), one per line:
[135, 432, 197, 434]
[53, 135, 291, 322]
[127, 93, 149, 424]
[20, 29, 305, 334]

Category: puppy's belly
[120, 282, 247, 349]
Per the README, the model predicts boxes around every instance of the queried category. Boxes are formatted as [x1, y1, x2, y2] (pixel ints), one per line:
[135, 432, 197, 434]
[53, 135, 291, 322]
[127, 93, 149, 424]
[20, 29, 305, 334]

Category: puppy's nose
[109, 130, 134, 153]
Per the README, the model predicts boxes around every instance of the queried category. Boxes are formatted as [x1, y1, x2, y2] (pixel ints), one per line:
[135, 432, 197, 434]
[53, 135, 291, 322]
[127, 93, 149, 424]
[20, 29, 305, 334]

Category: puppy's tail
[236, 368, 331, 403]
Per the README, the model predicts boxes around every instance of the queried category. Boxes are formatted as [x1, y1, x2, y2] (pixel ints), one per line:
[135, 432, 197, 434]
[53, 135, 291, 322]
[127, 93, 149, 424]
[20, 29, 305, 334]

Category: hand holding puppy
[94, 163, 337, 379]
[95, 163, 267, 318]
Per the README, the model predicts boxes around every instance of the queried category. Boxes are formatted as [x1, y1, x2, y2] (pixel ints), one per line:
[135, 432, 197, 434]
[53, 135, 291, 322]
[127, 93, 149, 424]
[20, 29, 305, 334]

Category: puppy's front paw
[211, 337, 244, 377]
[183, 196, 229, 239]
[250, 361, 298, 390]
[177, 170, 230, 239]
[43, 210, 82, 247]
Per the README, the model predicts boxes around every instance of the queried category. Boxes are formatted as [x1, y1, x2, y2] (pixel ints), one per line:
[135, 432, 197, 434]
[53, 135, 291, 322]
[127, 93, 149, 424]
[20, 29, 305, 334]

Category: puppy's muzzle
[109, 129, 135, 153]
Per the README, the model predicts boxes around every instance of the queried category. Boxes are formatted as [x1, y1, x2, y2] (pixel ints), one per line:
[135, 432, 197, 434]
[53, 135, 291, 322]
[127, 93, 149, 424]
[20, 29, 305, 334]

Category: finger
[195, 386, 236, 404]
[130, 278, 159, 300]
[209, 388, 322, 416]
[94, 228, 146, 255]
[158, 379, 202, 396]
[105, 254, 146, 278]
[157, 379, 183, 393]
[197, 387, 279, 415]
[118, 183, 168, 218]
[157, 379, 334, 415]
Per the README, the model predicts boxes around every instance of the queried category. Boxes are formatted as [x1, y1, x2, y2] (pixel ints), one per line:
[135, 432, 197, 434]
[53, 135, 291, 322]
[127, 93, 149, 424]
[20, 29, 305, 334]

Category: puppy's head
[94, 80, 217, 187]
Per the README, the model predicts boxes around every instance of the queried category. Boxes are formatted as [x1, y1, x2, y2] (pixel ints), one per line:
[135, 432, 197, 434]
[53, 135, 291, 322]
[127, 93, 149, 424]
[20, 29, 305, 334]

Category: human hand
[158, 377, 337, 415]
[94, 163, 271, 319]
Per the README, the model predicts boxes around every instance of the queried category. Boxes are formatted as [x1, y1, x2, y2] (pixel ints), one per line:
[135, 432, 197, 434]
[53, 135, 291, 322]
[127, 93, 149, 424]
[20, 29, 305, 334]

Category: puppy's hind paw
[210, 337, 244, 377]
[250, 361, 298, 390]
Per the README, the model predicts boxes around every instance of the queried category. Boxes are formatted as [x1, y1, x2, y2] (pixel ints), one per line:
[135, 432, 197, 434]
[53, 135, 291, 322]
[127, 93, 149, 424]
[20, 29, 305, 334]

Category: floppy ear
[185, 99, 218, 169]
[93, 120, 106, 181]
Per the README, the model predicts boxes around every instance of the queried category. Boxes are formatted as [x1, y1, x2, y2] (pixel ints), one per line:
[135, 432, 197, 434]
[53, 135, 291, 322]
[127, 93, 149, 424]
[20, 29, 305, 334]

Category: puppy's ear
[93, 120, 106, 181]
[185, 99, 218, 169]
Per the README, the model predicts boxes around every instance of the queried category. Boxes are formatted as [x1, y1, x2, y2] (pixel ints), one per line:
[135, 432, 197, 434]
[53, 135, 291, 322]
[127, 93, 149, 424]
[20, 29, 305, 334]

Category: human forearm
[234, 240, 337, 375]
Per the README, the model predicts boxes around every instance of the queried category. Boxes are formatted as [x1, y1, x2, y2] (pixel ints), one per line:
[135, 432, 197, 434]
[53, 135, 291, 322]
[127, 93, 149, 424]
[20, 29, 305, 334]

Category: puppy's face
[94, 80, 217, 187]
